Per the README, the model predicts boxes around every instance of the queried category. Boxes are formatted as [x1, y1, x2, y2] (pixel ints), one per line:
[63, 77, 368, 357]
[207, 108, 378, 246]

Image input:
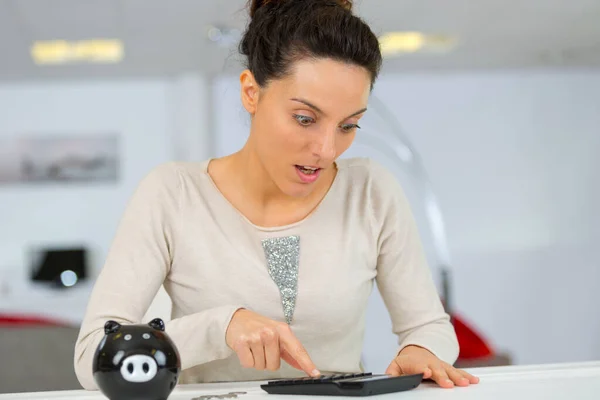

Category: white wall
[0, 76, 211, 323]
[212, 69, 600, 370]
[374, 70, 600, 255]
[0, 79, 172, 277]
[371, 70, 600, 366]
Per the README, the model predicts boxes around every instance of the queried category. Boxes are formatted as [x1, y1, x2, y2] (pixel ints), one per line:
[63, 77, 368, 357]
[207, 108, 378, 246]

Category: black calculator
[260, 372, 424, 396]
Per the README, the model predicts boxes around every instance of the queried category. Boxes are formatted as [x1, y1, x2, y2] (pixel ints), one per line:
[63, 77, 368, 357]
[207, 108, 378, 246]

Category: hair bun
[248, 0, 269, 18]
[249, 0, 353, 18]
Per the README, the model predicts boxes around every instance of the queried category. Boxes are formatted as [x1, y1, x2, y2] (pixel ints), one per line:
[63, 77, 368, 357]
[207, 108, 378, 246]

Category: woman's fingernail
[446, 379, 454, 386]
[312, 369, 321, 376]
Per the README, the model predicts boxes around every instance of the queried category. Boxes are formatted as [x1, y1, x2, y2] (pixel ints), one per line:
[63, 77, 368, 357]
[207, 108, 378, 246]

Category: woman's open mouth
[295, 165, 321, 183]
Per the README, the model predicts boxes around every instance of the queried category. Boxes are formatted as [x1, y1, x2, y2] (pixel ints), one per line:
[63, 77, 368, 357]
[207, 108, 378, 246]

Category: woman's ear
[240, 69, 259, 115]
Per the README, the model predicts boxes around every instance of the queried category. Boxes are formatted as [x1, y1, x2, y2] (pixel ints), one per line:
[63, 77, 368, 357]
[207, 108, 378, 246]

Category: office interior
[0, 0, 599, 394]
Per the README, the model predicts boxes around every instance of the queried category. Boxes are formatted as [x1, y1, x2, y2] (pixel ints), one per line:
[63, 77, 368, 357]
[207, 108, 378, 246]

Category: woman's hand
[385, 345, 479, 388]
[226, 309, 320, 377]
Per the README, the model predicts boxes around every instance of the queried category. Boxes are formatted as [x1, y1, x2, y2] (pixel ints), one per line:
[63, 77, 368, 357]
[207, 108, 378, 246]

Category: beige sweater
[74, 157, 458, 390]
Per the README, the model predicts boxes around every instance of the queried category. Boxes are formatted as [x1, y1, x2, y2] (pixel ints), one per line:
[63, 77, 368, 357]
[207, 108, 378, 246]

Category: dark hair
[240, 0, 382, 89]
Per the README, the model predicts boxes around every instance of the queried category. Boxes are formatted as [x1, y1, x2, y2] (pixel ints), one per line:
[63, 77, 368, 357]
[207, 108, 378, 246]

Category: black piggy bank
[93, 318, 181, 400]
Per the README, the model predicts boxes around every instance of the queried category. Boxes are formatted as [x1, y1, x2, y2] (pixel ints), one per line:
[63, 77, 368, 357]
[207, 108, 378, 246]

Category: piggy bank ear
[148, 318, 165, 331]
[104, 320, 121, 335]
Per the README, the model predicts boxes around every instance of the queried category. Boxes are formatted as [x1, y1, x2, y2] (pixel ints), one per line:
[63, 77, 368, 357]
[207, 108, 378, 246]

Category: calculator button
[300, 378, 319, 384]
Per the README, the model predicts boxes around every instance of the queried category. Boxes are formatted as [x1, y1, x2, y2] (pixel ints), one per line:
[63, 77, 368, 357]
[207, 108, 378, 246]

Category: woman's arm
[370, 162, 479, 388]
[73, 163, 243, 390]
[370, 163, 459, 365]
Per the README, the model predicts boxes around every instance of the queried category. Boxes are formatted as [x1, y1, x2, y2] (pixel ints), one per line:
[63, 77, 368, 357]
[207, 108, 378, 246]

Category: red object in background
[440, 271, 494, 361]
[452, 313, 494, 359]
[0, 314, 66, 327]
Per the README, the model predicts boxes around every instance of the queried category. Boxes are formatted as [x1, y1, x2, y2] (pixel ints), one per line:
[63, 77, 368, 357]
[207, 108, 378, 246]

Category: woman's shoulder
[336, 157, 404, 195]
[335, 157, 410, 215]
[134, 159, 212, 195]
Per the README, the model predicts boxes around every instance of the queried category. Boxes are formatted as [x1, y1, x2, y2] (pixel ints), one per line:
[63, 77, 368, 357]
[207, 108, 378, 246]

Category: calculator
[260, 372, 424, 396]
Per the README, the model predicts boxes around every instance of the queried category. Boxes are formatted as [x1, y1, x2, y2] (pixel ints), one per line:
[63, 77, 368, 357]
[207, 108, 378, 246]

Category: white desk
[1, 361, 599, 399]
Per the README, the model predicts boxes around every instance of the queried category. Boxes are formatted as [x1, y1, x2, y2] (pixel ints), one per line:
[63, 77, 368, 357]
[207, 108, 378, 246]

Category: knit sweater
[74, 157, 458, 389]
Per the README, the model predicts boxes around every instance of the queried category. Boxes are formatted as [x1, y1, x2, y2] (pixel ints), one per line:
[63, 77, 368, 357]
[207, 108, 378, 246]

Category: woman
[74, 0, 479, 390]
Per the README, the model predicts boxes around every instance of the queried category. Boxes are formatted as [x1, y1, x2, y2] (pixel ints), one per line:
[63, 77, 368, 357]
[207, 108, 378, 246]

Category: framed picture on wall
[0, 133, 119, 184]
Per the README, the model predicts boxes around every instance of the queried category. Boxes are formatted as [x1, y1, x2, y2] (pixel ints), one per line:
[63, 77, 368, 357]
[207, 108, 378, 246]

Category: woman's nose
[311, 129, 336, 162]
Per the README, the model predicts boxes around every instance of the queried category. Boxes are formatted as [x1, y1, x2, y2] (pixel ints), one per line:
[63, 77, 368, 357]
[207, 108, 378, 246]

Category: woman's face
[240, 57, 371, 198]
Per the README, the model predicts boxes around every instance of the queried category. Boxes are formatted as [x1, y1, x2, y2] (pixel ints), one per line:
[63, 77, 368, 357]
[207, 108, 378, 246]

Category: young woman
[74, 0, 479, 390]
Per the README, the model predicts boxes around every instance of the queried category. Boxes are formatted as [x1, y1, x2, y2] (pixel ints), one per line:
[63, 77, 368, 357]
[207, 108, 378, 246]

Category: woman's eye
[341, 124, 360, 133]
[293, 114, 314, 126]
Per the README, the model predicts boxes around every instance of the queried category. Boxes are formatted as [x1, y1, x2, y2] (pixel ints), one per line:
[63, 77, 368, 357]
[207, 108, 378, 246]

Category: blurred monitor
[30, 247, 88, 288]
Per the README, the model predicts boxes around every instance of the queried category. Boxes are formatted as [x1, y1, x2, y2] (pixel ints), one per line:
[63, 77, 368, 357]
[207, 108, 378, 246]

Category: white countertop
[1, 361, 599, 400]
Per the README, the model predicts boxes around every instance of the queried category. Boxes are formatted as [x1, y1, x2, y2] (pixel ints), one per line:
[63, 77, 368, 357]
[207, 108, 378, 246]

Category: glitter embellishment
[261, 235, 300, 324]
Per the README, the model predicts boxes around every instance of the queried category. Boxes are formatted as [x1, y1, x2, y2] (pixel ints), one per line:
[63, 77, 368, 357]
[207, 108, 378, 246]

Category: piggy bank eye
[112, 350, 125, 366]
[154, 350, 166, 366]
[142, 333, 151, 340]
[124, 334, 132, 341]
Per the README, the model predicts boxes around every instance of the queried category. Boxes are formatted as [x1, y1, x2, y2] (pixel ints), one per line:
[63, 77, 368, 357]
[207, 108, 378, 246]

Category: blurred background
[0, 0, 599, 394]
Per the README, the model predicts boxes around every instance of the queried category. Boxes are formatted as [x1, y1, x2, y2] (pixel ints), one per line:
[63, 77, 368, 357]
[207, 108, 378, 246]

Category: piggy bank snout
[120, 354, 158, 383]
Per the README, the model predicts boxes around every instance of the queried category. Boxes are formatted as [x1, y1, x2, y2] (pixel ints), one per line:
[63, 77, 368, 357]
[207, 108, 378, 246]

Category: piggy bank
[93, 318, 181, 400]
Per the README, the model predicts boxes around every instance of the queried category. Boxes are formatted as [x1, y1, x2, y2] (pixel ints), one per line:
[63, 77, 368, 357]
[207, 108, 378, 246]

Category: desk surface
[1, 361, 599, 400]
